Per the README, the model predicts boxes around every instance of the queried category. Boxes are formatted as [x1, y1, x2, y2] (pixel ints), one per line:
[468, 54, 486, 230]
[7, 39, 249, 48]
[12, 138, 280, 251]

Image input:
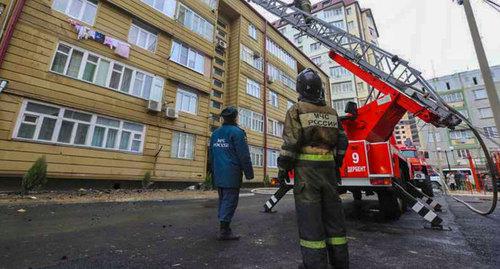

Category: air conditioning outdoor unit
[147, 100, 162, 112]
[268, 78, 275, 84]
[165, 107, 179, 119]
[217, 40, 227, 49]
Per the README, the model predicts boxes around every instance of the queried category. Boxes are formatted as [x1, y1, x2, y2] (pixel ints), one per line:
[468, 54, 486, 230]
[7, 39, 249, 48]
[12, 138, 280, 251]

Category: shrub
[203, 173, 214, 190]
[21, 156, 48, 194]
[142, 171, 154, 189]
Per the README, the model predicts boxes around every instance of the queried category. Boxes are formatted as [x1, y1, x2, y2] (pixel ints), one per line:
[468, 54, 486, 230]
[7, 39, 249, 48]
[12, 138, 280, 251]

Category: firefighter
[210, 107, 254, 241]
[278, 68, 349, 269]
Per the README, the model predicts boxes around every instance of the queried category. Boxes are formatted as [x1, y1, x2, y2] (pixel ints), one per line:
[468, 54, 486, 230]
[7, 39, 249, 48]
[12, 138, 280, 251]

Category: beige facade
[0, 0, 328, 182]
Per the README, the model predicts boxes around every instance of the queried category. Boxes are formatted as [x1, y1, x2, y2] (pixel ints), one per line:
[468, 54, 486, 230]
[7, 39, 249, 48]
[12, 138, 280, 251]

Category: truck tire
[352, 190, 362, 201]
[377, 190, 402, 221]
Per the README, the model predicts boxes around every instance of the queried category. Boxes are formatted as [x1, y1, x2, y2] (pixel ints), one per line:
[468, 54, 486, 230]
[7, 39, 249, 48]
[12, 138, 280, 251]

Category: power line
[483, 0, 500, 12]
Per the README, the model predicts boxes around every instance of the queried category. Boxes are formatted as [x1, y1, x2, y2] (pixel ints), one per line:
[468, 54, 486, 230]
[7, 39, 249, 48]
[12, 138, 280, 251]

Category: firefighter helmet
[296, 68, 325, 105]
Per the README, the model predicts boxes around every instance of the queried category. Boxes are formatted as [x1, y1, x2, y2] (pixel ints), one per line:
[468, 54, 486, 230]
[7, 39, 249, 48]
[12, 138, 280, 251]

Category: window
[268, 91, 279, 107]
[478, 107, 493, 118]
[213, 67, 224, 77]
[267, 119, 284, 137]
[210, 113, 221, 122]
[50, 43, 163, 100]
[484, 126, 499, 138]
[128, 23, 158, 52]
[333, 98, 355, 115]
[267, 149, 279, 168]
[241, 45, 263, 71]
[249, 146, 264, 167]
[52, 0, 97, 25]
[141, 0, 177, 18]
[200, 0, 217, 9]
[246, 78, 261, 98]
[175, 88, 198, 114]
[330, 66, 350, 78]
[473, 89, 487, 100]
[332, 20, 345, 30]
[446, 82, 451, 90]
[441, 92, 463, 103]
[266, 38, 297, 71]
[473, 77, 478, 85]
[456, 149, 469, 159]
[311, 56, 321, 65]
[346, 7, 351, 15]
[450, 130, 473, 140]
[248, 24, 257, 40]
[332, 82, 354, 95]
[176, 3, 214, 41]
[267, 64, 296, 90]
[294, 35, 303, 44]
[212, 89, 223, 98]
[170, 40, 207, 75]
[324, 8, 342, 18]
[215, 57, 225, 67]
[310, 42, 321, 51]
[15, 100, 145, 153]
[287, 100, 295, 110]
[171, 132, 195, 159]
[428, 132, 441, 143]
[239, 108, 264, 132]
[211, 100, 222, 109]
[213, 78, 224, 88]
[347, 21, 355, 32]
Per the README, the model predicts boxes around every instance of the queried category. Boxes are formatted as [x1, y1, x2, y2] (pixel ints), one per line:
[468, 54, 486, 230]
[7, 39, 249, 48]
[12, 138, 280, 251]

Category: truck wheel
[377, 190, 402, 221]
[422, 178, 434, 197]
[352, 190, 362, 201]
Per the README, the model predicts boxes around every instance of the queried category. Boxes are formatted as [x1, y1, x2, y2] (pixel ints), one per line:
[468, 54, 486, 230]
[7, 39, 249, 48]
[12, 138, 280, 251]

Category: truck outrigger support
[392, 182, 445, 229]
[406, 182, 443, 212]
[262, 184, 292, 213]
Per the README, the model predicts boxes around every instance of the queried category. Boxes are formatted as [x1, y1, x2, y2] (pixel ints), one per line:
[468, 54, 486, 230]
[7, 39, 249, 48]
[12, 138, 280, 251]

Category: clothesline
[69, 19, 131, 59]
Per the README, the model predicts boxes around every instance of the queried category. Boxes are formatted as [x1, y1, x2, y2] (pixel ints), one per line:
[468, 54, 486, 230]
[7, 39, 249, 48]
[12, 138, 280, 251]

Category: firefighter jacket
[210, 123, 254, 188]
[279, 101, 348, 170]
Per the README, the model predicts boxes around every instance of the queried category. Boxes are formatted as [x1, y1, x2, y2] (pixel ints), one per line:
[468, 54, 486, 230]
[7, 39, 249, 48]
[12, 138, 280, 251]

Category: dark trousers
[217, 188, 240, 223]
[294, 160, 349, 269]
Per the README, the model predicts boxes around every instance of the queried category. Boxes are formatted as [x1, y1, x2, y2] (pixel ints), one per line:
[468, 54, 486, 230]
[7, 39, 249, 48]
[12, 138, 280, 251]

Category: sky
[250, 0, 500, 78]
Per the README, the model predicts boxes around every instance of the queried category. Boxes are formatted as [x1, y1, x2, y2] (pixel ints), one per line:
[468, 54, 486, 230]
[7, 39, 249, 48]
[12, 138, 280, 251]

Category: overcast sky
[251, 0, 500, 78]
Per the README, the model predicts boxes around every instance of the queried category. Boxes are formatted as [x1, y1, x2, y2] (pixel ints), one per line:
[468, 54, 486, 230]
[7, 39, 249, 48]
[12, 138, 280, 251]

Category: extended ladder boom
[249, 0, 461, 129]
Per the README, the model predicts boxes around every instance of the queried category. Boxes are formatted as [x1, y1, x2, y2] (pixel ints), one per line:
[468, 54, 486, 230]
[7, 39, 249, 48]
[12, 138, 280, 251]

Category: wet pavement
[0, 190, 498, 269]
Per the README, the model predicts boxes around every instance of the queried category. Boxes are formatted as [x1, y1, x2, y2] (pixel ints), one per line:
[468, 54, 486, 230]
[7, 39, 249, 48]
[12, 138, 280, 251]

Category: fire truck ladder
[406, 182, 443, 212]
[249, 0, 461, 128]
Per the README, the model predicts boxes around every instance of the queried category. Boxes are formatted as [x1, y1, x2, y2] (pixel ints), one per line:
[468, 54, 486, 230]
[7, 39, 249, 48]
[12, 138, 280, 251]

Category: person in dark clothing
[279, 68, 349, 269]
[210, 107, 254, 240]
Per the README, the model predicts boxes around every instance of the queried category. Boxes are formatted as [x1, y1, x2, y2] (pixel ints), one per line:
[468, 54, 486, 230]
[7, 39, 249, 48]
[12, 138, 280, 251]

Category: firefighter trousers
[293, 155, 349, 269]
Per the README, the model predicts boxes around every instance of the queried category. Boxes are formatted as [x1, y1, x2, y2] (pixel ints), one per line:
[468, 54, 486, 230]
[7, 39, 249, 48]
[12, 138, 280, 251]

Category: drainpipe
[262, 22, 269, 180]
[0, 0, 26, 68]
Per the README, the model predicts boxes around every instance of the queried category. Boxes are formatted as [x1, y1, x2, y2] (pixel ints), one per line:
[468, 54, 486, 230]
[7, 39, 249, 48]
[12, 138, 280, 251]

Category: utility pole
[432, 126, 448, 194]
[459, 0, 500, 133]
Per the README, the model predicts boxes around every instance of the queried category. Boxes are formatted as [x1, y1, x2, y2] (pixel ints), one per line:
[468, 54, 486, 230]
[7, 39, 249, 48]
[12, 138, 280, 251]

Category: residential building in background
[273, 0, 379, 114]
[419, 65, 500, 170]
[0, 0, 328, 183]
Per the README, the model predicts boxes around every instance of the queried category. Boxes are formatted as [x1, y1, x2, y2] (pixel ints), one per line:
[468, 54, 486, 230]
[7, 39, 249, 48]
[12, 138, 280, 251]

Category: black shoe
[217, 221, 240, 241]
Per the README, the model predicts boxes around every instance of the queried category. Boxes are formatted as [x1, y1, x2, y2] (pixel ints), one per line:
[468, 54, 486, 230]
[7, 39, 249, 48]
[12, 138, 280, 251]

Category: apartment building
[0, 0, 328, 182]
[273, 0, 379, 114]
[418, 65, 500, 170]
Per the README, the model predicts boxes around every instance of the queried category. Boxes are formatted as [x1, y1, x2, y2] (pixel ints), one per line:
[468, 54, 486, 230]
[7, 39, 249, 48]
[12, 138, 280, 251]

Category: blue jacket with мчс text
[210, 123, 254, 188]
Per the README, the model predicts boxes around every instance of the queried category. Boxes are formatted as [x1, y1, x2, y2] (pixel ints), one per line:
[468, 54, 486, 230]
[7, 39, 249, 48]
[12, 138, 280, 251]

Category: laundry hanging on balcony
[69, 20, 130, 59]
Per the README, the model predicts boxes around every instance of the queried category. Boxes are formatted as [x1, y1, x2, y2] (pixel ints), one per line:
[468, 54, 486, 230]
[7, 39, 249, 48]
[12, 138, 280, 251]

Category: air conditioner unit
[267, 77, 275, 84]
[147, 100, 161, 112]
[217, 40, 227, 49]
[165, 107, 179, 119]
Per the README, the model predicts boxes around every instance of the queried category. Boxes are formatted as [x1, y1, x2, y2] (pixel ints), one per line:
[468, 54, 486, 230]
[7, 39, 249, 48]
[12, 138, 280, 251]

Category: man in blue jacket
[210, 107, 254, 241]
